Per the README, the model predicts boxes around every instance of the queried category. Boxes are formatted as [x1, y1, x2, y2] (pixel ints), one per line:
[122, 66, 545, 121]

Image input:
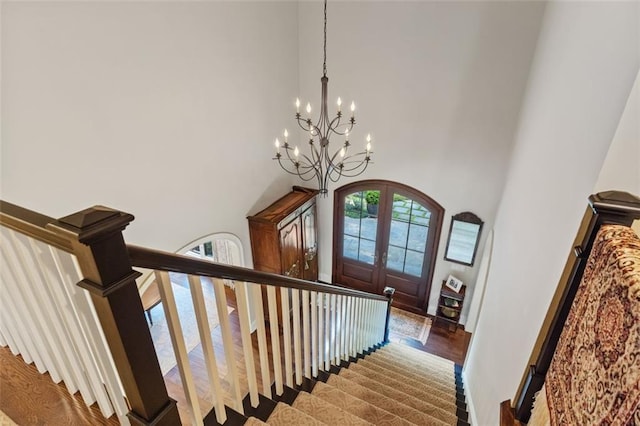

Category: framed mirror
[444, 212, 483, 266]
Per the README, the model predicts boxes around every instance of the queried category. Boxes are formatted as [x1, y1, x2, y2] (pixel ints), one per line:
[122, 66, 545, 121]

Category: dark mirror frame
[444, 211, 484, 267]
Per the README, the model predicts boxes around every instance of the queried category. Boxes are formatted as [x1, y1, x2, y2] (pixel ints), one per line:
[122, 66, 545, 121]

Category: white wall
[595, 70, 640, 196]
[296, 1, 545, 319]
[1, 2, 299, 260]
[464, 2, 639, 425]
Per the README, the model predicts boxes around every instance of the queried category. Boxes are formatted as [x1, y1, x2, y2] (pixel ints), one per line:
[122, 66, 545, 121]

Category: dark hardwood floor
[393, 320, 471, 366]
[1, 273, 471, 425]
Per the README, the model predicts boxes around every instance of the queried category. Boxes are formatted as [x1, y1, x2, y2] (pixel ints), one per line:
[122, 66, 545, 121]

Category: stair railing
[0, 200, 394, 426]
[128, 244, 392, 425]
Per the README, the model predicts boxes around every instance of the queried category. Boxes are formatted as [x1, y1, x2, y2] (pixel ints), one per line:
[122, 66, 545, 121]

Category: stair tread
[359, 357, 456, 393]
[380, 345, 456, 371]
[376, 349, 455, 376]
[311, 381, 413, 426]
[326, 374, 452, 426]
[338, 368, 458, 424]
[364, 355, 456, 390]
[266, 402, 325, 426]
[292, 391, 373, 425]
[348, 363, 456, 411]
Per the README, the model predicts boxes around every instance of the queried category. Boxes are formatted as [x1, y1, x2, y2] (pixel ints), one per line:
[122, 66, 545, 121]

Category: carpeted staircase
[212, 342, 470, 425]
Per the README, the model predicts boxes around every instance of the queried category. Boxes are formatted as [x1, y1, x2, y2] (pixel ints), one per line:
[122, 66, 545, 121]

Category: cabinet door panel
[301, 204, 318, 281]
[280, 217, 302, 278]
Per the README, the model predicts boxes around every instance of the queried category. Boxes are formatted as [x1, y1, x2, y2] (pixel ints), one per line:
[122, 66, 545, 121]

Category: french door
[332, 180, 443, 313]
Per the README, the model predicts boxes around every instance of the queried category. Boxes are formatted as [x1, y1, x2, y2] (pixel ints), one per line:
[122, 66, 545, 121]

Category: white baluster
[187, 275, 228, 422]
[348, 296, 355, 358]
[1, 233, 49, 373]
[356, 298, 364, 354]
[155, 271, 204, 425]
[324, 293, 331, 371]
[211, 277, 244, 414]
[340, 295, 347, 362]
[31, 237, 111, 413]
[317, 292, 324, 371]
[291, 289, 303, 385]
[281, 287, 293, 388]
[311, 291, 318, 377]
[236, 281, 260, 408]
[251, 285, 272, 398]
[266, 285, 283, 395]
[330, 294, 337, 366]
[302, 290, 311, 379]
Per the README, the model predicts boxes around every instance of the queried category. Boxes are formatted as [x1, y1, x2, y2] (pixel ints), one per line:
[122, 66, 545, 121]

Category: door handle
[382, 251, 387, 267]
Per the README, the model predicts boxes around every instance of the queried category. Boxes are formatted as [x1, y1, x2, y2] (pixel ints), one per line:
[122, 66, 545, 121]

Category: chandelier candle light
[273, 0, 373, 196]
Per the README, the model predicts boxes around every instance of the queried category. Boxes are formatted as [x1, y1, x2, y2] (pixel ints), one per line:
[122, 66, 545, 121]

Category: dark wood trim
[500, 400, 521, 426]
[443, 211, 484, 267]
[0, 200, 73, 252]
[331, 179, 444, 312]
[383, 286, 395, 343]
[127, 244, 388, 302]
[46, 206, 181, 426]
[512, 191, 640, 422]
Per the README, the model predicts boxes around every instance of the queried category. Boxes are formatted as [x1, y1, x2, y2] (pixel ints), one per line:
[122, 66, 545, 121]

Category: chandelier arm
[326, 151, 371, 173]
[332, 159, 371, 174]
[277, 154, 322, 180]
[327, 161, 370, 178]
[276, 156, 307, 176]
[330, 120, 355, 136]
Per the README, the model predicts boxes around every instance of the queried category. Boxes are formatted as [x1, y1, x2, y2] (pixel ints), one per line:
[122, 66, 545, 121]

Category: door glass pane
[359, 239, 376, 264]
[343, 235, 359, 261]
[389, 220, 409, 247]
[404, 250, 424, 276]
[407, 224, 428, 252]
[386, 194, 432, 277]
[386, 245, 406, 272]
[343, 190, 378, 265]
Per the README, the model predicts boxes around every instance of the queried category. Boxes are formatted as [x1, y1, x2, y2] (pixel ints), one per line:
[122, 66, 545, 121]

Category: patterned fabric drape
[545, 224, 640, 425]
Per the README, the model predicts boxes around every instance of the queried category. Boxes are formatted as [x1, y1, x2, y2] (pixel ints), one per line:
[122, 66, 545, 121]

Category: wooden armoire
[247, 186, 319, 282]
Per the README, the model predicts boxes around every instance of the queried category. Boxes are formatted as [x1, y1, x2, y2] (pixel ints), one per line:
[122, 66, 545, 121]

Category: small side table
[435, 281, 466, 332]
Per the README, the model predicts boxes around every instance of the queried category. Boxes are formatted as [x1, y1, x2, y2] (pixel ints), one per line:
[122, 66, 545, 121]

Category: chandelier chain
[323, 0, 327, 77]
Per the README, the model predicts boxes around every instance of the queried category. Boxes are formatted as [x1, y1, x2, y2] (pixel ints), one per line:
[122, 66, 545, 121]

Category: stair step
[338, 368, 458, 424]
[352, 360, 456, 401]
[326, 374, 451, 426]
[311, 380, 413, 426]
[292, 391, 373, 425]
[380, 345, 456, 370]
[378, 347, 455, 377]
[364, 354, 456, 391]
[375, 349, 455, 377]
[265, 402, 324, 426]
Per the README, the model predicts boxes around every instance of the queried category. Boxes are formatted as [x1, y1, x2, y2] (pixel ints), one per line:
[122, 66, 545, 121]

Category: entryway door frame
[332, 179, 444, 314]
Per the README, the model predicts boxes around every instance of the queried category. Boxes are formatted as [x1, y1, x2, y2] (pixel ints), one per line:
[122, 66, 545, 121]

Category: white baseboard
[462, 369, 478, 426]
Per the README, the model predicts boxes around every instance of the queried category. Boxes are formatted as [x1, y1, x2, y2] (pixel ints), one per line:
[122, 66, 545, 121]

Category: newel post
[48, 206, 181, 426]
[383, 286, 395, 343]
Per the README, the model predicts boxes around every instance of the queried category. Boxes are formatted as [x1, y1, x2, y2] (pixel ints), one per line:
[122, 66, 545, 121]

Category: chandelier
[273, 0, 373, 196]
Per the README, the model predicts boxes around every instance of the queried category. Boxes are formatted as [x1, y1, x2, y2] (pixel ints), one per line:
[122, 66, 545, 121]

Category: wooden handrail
[127, 244, 389, 302]
[0, 200, 73, 252]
